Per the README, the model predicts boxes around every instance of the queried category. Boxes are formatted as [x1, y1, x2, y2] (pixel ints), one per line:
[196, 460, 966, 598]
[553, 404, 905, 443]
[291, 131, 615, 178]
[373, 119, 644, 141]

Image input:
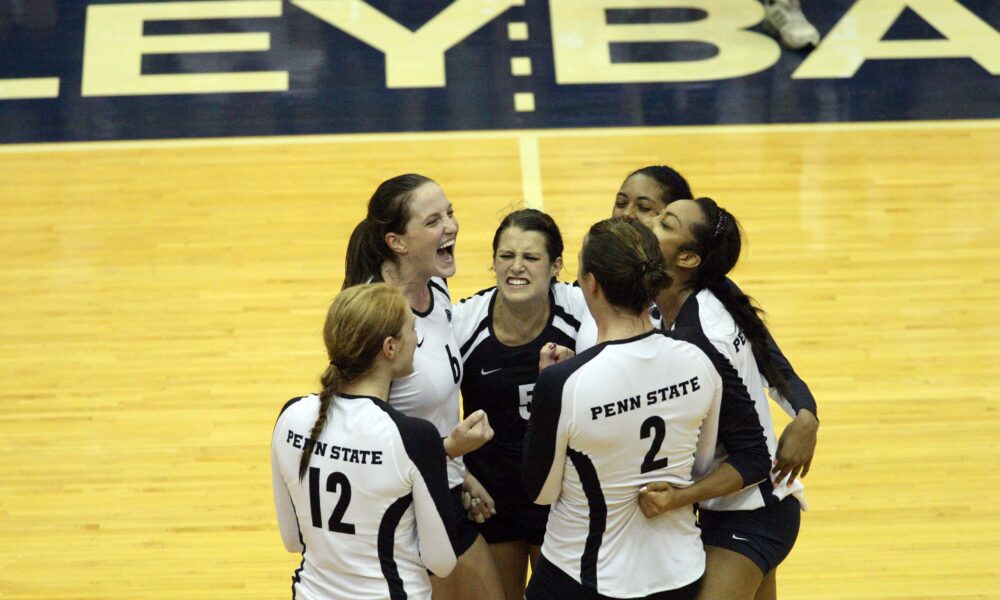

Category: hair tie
[638, 262, 648, 275]
[713, 210, 728, 240]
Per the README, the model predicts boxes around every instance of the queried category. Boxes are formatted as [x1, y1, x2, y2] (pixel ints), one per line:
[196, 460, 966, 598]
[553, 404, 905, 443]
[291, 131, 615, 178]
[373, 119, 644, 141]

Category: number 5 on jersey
[518, 383, 534, 420]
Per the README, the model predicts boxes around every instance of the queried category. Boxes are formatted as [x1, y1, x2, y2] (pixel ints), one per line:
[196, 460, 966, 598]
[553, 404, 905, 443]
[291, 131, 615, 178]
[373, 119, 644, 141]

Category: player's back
[526, 331, 723, 596]
[272, 393, 454, 600]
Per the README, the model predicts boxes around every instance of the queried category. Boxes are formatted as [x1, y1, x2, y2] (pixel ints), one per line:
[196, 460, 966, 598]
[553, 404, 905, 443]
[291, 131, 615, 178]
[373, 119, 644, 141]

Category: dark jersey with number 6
[271, 393, 456, 600]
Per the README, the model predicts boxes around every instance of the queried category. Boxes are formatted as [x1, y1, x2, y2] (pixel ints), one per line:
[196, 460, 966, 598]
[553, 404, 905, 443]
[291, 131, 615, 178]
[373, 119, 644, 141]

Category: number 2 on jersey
[640, 416, 670, 474]
[309, 467, 356, 534]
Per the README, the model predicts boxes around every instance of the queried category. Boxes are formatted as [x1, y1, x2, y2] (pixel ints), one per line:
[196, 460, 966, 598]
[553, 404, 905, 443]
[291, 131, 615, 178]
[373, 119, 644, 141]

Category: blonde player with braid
[271, 284, 492, 600]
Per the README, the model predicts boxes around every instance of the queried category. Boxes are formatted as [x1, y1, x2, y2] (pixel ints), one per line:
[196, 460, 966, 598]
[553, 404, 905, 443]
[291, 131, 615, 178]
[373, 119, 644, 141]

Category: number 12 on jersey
[309, 467, 356, 534]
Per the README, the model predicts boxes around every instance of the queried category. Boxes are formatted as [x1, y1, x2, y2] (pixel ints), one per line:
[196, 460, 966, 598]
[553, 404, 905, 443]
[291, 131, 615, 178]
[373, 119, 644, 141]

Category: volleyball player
[451, 209, 589, 600]
[637, 199, 810, 600]
[343, 175, 505, 600]
[271, 284, 464, 599]
[522, 219, 772, 600]
[592, 165, 819, 487]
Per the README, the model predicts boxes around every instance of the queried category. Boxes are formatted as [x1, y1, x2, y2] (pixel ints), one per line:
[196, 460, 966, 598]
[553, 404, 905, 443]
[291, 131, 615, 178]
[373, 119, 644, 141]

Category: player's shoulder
[367, 398, 445, 462]
[551, 281, 588, 326]
[274, 393, 318, 424]
[368, 397, 441, 441]
[452, 287, 496, 347]
[455, 286, 496, 313]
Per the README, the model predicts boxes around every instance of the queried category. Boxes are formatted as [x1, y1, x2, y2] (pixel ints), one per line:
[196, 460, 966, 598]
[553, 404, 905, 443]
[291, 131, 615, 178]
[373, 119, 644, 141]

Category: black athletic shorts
[525, 554, 700, 600]
[449, 485, 481, 556]
[699, 495, 801, 574]
[476, 498, 548, 546]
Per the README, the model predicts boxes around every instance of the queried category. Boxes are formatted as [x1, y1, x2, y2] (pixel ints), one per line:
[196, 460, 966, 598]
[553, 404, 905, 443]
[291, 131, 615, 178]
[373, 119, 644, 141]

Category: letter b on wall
[549, 0, 780, 84]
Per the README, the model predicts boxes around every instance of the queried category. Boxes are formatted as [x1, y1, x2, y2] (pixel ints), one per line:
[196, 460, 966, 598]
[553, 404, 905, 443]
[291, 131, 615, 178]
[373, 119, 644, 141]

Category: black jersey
[453, 283, 587, 446]
[452, 283, 588, 512]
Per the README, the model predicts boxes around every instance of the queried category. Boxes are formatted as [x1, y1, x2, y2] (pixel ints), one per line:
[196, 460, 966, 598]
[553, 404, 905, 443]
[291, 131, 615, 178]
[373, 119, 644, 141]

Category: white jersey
[523, 331, 770, 597]
[388, 278, 465, 488]
[672, 289, 807, 511]
[271, 393, 457, 600]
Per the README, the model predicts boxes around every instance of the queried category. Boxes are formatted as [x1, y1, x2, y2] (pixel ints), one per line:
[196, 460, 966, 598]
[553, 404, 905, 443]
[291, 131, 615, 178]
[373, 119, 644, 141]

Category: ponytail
[687, 198, 790, 399]
[343, 221, 389, 289]
[640, 258, 671, 307]
[342, 174, 434, 290]
[298, 364, 341, 480]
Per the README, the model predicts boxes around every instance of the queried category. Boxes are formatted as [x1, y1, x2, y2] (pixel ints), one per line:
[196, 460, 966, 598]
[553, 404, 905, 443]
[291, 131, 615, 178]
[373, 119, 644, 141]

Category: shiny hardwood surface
[1, 121, 998, 598]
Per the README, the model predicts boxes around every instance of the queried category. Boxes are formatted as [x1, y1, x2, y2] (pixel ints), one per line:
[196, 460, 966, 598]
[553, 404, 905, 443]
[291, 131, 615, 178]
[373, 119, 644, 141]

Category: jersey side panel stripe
[377, 493, 414, 600]
[567, 447, 606, 592]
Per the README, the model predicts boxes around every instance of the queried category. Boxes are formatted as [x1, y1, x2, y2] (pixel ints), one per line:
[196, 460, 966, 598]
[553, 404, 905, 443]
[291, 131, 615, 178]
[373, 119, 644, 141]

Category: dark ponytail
[685, 197, 790, 399]
[343, 174, 433, 289]
[580, 218, 672, 314]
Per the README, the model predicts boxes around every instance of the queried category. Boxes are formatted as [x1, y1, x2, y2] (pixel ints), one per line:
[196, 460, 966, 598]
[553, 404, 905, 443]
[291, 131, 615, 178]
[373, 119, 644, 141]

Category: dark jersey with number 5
[271, 393, 456, 600]
[452, 283, 587, 522]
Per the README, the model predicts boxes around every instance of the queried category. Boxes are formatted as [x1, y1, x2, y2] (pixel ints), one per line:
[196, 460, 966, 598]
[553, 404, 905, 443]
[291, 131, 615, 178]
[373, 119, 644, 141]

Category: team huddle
[270, 167, 819, 600]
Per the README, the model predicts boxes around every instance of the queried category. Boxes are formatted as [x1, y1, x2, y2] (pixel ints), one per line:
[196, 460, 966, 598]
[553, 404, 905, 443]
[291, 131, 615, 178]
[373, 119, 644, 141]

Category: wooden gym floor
[0, 120, 998, 598]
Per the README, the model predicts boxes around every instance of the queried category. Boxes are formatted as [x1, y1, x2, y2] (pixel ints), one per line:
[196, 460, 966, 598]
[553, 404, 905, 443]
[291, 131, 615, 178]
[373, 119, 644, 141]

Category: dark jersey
[452, 283, 588, 515]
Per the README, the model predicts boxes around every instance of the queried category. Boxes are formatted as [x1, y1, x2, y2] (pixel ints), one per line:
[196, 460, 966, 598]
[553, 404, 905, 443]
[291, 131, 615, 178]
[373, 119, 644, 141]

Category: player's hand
[638, 482, 683, 519]
[462, 473, 497, 523]
[539, 343, 575, 371]
[772, 409, 818, 486]
[444, 410, 494, 459]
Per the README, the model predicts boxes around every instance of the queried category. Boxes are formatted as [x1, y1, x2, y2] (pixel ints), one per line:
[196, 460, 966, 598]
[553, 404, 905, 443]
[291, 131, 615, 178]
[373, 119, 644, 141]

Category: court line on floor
[518, 134, 544, 210]
[1, 119, 997, 154]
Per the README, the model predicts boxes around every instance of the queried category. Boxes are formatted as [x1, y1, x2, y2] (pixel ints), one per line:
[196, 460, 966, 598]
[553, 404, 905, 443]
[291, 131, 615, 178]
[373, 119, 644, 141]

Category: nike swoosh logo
[480, 367, 502, 376]
[417, 338, 424, 348]
[731, 534, 750, 542]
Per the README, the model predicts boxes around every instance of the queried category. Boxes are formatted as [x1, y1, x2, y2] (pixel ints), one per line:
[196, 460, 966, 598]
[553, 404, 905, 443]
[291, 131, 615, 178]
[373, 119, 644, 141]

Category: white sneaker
[763, 0, 820, 50]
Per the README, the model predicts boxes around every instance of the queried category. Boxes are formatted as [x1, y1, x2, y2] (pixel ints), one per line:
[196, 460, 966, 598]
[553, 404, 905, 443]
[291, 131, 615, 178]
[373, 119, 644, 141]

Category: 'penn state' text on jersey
[272, 393, 456, 600]
[522, 331, 770, 597]
[388, 278, 466, 488]
[672, 289, 807, 511]
[451, 283, 588, 517]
